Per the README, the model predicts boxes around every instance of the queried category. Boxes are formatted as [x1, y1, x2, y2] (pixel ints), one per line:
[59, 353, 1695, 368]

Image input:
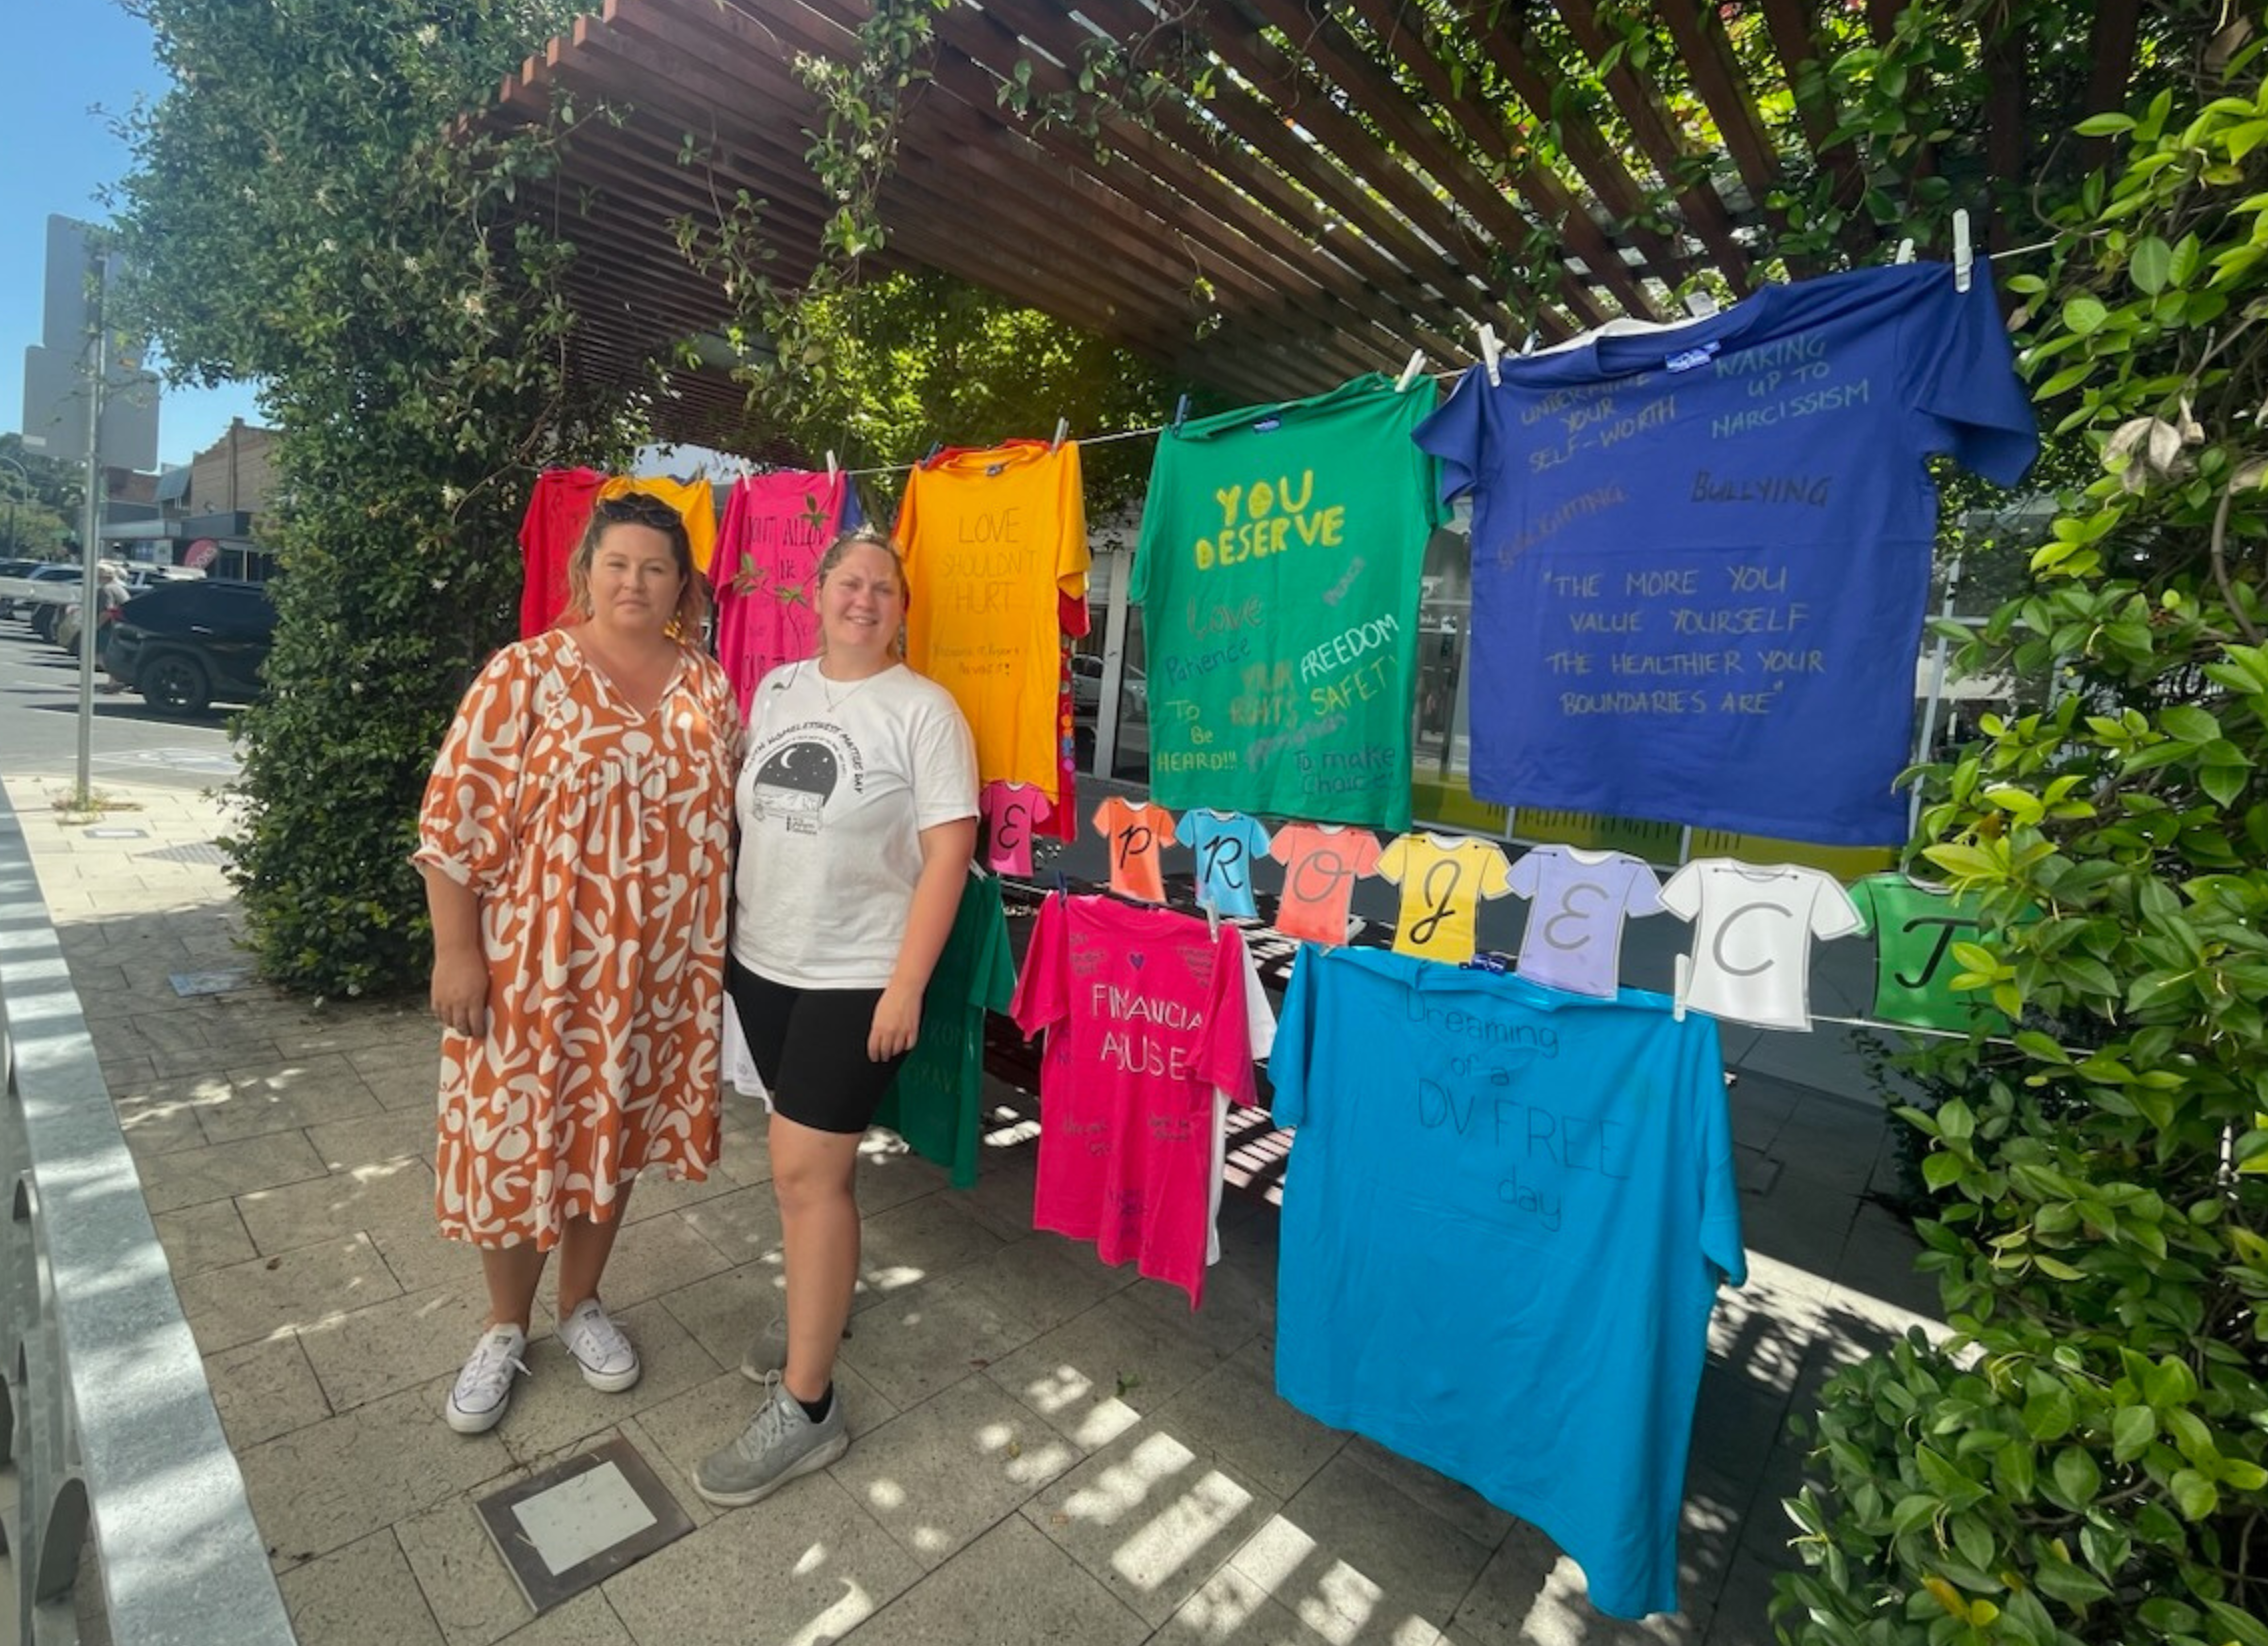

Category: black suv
[106, 579, 278, 713]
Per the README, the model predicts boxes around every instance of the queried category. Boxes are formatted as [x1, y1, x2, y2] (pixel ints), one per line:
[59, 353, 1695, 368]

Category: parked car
[105, 579, 278, 713]
[56, 565, 208, 653]
[1070, 653, 1148, 718]
[0, 558, 43, 618]
[16, 564, 85, 639]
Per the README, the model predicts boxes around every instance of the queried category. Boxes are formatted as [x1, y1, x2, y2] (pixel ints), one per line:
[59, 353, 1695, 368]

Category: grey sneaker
[558, 1298, 641, 1393]
[695, 1373, 849, 1507]
[740, 1314, 851, 1383]
[445, 1323, 528, 1435]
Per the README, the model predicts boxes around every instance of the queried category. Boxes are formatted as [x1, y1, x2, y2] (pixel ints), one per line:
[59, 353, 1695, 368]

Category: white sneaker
[445, 1323, 528, 1434]
[558, 1298, 641, 1392]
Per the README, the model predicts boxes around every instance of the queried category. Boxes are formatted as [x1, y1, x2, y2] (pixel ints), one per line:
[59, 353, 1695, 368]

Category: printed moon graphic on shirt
[750, 741, 839, 834]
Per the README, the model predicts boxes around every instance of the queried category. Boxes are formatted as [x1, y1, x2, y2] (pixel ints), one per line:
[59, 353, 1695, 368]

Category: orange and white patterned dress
[415, 628, 742, 1249]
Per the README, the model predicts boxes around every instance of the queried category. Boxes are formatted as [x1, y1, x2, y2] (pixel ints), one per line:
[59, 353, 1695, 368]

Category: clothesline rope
[827, 235, 2067, 482]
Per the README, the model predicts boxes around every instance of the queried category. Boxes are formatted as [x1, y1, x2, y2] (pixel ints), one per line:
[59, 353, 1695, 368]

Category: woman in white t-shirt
[697, 527, 979, 1507]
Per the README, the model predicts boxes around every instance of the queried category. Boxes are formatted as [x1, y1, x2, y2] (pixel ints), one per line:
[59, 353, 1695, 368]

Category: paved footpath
[5, 773, 1941, 1646]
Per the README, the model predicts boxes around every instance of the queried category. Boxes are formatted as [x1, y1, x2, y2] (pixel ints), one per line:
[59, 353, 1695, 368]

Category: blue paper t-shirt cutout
[1415, 263, 2038, 845]
[1182, 809, 1273, 919]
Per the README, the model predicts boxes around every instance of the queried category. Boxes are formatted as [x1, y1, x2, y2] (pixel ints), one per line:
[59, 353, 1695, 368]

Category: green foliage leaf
[2206, 1601, 2268, 1646]
[2061, 295, 2109, 335]
[2169, 1468, 2219, 1520]
[2050, 1446, 2101, 1507]
[2158, 704, 2223, 743]
[2129, 236, 2174, 294]
[2031, 1556, 2112, 1606]
[2022, 1382, 2077, 1442]
[2111, 1404, 2157, 1462]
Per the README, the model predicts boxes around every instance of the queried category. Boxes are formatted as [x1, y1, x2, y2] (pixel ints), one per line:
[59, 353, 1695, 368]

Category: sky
[5, 0, 265, 470]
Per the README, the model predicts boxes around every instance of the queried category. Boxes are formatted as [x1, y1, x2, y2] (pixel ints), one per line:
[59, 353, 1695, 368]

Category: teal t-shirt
[873, 870, 1015, 1187]
[1132, 374, 1442, 829]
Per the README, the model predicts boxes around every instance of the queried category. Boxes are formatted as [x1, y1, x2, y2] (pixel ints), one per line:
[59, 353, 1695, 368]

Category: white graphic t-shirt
[1658, 860, 1862, 1031]
[733, 660, 978, 988]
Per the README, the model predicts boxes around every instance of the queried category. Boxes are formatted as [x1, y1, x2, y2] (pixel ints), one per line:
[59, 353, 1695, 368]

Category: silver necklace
[811, 660, 882, 713]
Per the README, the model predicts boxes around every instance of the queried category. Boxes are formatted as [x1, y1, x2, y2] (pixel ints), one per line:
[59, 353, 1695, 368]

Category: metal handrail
[0, 787, 294, 1644]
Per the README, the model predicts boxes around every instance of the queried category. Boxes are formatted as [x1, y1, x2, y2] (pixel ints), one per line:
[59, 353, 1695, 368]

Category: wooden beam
[1547, 0, 1756, 286]
[1653, 0, 1787, 214]
[1456, 9, 1702, 289]
[1233, 0, 1613, 328]
[942, 0, 1466, 362]
[1337, 0, 1667, 319]
[2080, 0, 2142, 168]
[1754, 0, 1865, 212]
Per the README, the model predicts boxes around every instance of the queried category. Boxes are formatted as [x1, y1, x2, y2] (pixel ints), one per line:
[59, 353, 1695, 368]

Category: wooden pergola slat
[449, 0, 2134, 450]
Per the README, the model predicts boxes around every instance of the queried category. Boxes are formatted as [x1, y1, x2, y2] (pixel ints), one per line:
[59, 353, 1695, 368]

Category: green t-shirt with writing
[1849, 873, 2008, 1033]
[1132, 374, 1442, 830]
[873, 870, 1016, 1188]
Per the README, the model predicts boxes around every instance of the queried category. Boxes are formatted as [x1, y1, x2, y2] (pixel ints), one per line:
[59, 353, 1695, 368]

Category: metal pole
[1095, 547, 1131, 778]
[1908, 553, 1964, 839]
[77, 251, 109, 805]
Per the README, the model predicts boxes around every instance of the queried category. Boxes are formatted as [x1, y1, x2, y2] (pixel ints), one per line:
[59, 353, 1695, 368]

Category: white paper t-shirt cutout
[1659, 860, 1863, 1031]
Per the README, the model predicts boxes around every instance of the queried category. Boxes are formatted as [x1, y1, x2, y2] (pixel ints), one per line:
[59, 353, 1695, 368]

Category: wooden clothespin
[1050, 416, 1068, 452]
[1478, 324, 1502, 387]
[1895, 237, 1916, 265]
[1952, 208, 1974, 292]
[1394, 349, 1426, 393]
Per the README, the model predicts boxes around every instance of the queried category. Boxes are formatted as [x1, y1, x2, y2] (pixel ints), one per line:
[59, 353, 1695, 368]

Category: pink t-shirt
[981, 781, 1056, 877]
[711, 471, 853, 713]
[1011, 894, 1266, 1307]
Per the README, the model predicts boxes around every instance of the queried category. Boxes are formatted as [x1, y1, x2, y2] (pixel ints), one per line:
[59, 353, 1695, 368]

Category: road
[0, 611, 242, 795]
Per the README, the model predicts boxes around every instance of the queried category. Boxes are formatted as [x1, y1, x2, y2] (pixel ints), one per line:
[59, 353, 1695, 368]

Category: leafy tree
[684, 267, 1180, 523]
[0, 432, 82, 558]
[115, 0, 612, 995]
[1777, 48, 2268, 1646]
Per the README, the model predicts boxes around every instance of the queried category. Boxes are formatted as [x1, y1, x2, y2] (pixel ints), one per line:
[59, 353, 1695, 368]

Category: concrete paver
[4, 775, 1944, 1645]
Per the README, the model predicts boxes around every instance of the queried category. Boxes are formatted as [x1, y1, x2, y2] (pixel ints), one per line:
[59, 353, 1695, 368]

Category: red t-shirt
[517, 468, 606, 638]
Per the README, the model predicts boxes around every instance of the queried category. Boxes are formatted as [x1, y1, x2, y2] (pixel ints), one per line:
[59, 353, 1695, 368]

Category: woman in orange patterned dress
[415, 491, 742, 1435]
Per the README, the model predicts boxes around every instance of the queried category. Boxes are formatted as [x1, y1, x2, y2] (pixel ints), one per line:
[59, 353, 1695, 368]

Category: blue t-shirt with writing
[1271, 945, 1741, 1620]
[1415, 263, 2037, 845]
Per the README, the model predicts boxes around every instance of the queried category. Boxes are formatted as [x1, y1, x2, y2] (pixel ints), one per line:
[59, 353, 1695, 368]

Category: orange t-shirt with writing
[898, 442, 1090, 791]
[1093, 798, 1178, 904]
[1268, 824, 1381, 946]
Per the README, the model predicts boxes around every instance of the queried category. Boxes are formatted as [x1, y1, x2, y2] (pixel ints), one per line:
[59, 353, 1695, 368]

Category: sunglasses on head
[593, 494, 684, 532]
